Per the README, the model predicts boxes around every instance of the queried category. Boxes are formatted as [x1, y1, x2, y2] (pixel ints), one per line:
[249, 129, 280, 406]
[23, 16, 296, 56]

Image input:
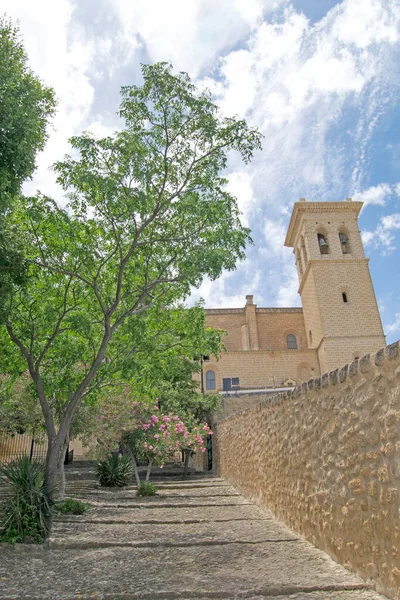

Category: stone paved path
[0, 470, 387, 600]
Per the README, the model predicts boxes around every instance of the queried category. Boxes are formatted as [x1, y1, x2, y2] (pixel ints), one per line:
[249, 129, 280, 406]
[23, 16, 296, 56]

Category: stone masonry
[0, 466, 388, 600]
[213, 340, 400, 600]
[203, 199, 386, 395]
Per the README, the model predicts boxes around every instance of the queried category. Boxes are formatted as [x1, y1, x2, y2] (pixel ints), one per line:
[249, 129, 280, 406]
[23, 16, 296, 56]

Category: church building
[203, 198, 386, 394]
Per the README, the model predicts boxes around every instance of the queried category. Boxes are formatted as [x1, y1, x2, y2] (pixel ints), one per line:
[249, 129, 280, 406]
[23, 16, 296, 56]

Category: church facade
[202, 199, 386, 394]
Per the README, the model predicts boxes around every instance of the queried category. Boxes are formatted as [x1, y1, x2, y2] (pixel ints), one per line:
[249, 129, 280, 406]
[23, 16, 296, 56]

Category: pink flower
[154, 434, 159, 440]
[148, 445, 153, 450]
[201, 448, 206, 453]
[173, 416, 179, 421]
[183, 431, 189, 438]
[203, 425, 209, 431]
[151, 415, 159, 423]
[209, 431, 213, 435]
[154, 405, 159, 411]
[160, 465, 164, 469]
[100, 415, 104, 420]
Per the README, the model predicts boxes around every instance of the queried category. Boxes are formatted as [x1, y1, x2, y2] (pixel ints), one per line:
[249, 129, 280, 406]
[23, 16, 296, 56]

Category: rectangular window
[222, 378, 232, 391]
[231, 377, 240, 386]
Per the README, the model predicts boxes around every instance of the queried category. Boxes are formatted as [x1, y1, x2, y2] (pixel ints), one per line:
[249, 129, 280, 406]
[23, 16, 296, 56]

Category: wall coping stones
[219, 340, 400, 424]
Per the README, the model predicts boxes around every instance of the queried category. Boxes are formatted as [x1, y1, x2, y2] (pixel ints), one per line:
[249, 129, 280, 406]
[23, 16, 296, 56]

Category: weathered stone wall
[213, 341, 400, 600]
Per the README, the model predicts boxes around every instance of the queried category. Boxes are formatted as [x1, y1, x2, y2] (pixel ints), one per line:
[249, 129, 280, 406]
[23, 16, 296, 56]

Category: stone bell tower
[284, 198, 385, 374]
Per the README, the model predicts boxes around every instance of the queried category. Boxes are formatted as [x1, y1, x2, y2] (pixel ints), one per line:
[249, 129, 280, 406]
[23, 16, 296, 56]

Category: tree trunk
[133, 458, 141, 487]
[121, 441, 141, 487]
[45, 436, 64, 499]
[58, 433, 70, 501]
[183, 448, 191, 480]
[145, 459, 153, 482]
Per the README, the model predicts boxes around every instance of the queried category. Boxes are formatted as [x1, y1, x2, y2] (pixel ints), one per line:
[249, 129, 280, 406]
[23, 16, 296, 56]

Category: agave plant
[0, 456, 53, 543]
[96, 454, 132, 487]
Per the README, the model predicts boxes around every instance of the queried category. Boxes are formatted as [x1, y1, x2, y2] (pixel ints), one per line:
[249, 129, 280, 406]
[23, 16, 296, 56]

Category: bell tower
[285, 198, 386, 374]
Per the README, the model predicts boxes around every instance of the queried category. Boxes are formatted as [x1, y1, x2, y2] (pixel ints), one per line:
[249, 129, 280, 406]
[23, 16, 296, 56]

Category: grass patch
[136, 481, 157, 497]
[55, 498, 89, 515]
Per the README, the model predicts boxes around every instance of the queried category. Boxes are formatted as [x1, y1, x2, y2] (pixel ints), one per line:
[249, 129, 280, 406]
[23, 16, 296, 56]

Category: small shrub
[0, 457, 53, 543]
[136, 482, 157, 497]
[55, 498, 89, 515]
[96, 454, 132, 487]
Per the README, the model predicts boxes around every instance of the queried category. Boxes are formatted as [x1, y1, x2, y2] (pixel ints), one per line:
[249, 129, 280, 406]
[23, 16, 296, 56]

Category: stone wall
[213, 341, 400, 600]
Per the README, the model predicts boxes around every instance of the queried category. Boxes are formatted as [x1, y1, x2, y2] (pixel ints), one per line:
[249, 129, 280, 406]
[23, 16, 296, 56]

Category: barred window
[286, 334, 298, 350]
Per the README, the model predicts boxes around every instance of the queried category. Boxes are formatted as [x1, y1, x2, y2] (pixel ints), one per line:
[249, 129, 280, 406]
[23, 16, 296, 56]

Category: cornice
[285, 201, 363, 248]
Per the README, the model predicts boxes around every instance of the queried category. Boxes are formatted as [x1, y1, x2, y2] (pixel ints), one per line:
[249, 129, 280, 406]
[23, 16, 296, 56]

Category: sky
[3, 0, 400, 343]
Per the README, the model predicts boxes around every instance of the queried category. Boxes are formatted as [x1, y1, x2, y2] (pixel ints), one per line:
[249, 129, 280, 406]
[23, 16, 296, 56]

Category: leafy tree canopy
[0, 16, 56, 202]
[0, 16, 56, 318]
[1, 61, 261, 490]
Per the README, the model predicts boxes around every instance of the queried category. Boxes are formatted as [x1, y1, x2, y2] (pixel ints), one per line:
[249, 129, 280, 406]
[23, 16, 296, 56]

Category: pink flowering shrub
[94, 392, 212, 478]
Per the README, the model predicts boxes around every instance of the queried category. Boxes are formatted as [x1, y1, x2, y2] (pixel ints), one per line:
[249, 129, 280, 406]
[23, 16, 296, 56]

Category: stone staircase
[0, 464, 388, 600]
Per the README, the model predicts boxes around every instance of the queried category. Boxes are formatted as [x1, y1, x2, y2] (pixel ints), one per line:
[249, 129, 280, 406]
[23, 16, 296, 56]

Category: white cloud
[110, 0, 282, 77]
[3, 0, 98, 202]
[353, 183, 393, 207]
[362, 212, 400, 255]
[385, 313, 400, 336]
[225, 171, 256, 227]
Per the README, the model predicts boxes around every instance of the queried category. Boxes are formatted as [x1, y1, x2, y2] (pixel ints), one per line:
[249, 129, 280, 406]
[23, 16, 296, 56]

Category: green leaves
[0, 17, 56, 199]
[2, 62, 260, 468]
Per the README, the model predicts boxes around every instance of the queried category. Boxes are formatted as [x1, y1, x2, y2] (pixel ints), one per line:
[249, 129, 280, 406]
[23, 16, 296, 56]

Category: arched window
[339, 231, 350, 254]
[286, 334, 298, 350]
[205, 370, 216, 391]
[317, 233, 329, 254]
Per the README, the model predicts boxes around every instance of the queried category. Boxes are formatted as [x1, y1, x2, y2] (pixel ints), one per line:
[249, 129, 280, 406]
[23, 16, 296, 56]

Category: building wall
[203, 348, 320, 392]
[213, 341, 400, 600]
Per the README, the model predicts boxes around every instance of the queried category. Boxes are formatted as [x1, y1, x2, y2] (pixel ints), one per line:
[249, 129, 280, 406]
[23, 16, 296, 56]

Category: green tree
[0, 16, 56, 317]
[1, 62, 261, 494]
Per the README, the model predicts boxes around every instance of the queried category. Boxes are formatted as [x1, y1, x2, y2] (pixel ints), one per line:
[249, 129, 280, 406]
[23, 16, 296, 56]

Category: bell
[319, 238, 328, 247]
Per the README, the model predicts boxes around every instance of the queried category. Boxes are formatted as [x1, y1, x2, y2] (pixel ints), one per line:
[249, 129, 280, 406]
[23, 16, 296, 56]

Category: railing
[0, 434, 48, 464]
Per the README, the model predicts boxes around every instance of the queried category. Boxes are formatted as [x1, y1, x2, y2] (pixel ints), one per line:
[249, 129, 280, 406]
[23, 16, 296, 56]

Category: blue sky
[4, 0, 400, 343]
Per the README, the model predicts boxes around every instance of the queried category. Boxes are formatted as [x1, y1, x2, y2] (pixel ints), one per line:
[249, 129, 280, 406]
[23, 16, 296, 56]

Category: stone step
[56, 503, 271, 523]
[0, 542, 376, 600]
[51, 515, 298, 547]
[64, 486, 240, 500]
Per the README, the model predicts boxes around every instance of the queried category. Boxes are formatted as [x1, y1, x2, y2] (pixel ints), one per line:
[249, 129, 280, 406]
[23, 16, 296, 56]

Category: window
[286, 334, 298, 350]
[222, 377, 240, 391]
[309, 330, 313, 344]
[317, 233, 329, 254]
[339, 232, 350, 254]
[342, 292, 348, 303]
[205, 370, 216, 391]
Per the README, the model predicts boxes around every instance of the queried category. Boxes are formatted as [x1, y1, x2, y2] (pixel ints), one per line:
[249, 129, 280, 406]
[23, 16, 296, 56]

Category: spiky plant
[0, 456, 53, 543]
[96, 454, 132, 487]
